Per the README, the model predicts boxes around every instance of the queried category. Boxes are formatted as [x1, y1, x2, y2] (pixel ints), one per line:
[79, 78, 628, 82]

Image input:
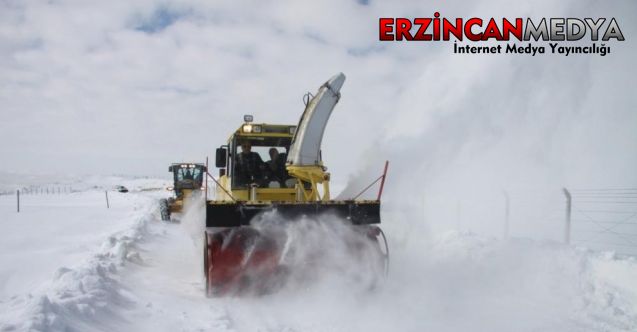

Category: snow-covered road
[1, 185, 637, 332]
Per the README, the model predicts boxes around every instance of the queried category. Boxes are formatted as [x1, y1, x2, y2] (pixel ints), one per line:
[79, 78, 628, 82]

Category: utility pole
[105, 190, 110, 209]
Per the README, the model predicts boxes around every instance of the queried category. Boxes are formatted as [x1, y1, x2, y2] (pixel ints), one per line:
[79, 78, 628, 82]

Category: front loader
[160, 163, 207, 221]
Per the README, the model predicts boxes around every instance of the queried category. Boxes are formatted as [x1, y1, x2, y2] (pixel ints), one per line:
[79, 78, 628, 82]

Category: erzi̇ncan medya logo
[379, 13, 625, 56]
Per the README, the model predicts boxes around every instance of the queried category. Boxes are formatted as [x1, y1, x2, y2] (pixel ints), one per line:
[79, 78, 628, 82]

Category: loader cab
[214, 116, 298, 201]
[168, 163, 206, 197]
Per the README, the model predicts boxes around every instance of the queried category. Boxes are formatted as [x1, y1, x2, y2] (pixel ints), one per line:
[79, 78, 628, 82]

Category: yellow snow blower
[204, 73, 389, 296]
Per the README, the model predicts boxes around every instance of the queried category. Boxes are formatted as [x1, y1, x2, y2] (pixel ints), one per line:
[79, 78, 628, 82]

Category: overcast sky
[1, 0, 635, 199]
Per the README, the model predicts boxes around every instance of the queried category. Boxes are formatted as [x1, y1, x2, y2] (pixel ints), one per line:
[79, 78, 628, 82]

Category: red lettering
[379, 16, 523, 43]
[395, 18, 413, 41]
[379, 18, 394, 41]
[502, 18, 523, 41]
[433, 13, 440, 40]
[413, 18, 432, 41]
[482, 18, 503, 40]
[464, 18, 483, 41]
[443, 18, 463, 41]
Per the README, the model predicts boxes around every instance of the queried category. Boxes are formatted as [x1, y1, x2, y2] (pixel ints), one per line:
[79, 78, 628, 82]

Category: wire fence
[2, 185, 137, 212]
[449, 187, 637, 256]
[568, 188, 637, 256]
[0, 186, 77, 196]
[5, 182, 637, 255]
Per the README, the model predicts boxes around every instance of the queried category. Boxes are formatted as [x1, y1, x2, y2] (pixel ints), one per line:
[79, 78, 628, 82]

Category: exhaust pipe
[250, 184, 258, 201]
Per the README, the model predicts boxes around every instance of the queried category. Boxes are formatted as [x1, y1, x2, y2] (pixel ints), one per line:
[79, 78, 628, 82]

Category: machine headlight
[252, 125, 262, 133]
[242, 124, 252, 133]
[244, 114, 253, 122]
[289, 126, 296, 135]
[200, 186, 205, 190]
[166, 186, 173, 191]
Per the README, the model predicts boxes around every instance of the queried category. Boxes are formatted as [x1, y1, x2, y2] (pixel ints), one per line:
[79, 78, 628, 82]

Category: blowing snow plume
[255, 212, 387, 292]
[180, 192, 206, 243]
[339, 38, 636, 239]
[204, 211, 388, 297]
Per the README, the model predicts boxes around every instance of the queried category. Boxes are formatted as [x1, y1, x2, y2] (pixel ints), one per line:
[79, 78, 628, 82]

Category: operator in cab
[265, 148, 289, 187]
[235, 141, 264, 187]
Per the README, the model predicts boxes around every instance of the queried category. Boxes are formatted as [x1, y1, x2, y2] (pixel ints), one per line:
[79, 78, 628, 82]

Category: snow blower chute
[204, 73, 389, 296]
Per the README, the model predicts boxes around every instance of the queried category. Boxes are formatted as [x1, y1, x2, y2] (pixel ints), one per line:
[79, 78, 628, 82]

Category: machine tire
[159, 198, 171, 221]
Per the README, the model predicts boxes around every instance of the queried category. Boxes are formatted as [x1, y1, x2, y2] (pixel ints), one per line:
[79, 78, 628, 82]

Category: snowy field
[0, 177, 636, 332]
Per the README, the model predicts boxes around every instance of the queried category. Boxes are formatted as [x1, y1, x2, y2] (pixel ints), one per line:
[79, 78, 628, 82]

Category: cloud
[0, 1, 635, 211]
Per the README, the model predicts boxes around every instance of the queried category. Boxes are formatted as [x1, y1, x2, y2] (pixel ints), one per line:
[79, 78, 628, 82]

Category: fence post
[105, 190, 110, 209]
[503, 190, 510, 239]
[562, 188, 572, 244]
[17, 190, 20, 213]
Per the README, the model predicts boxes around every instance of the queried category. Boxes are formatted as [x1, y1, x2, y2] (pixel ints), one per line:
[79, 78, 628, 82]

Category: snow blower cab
[159, 163, 207, 221]
[204, 73, 388, 296]
[211, 117, 299, 201]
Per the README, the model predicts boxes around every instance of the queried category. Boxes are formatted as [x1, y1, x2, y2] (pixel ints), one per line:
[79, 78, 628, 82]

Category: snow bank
[0, 196, 160, 332]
